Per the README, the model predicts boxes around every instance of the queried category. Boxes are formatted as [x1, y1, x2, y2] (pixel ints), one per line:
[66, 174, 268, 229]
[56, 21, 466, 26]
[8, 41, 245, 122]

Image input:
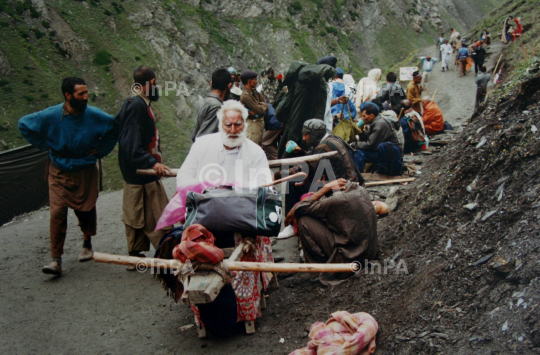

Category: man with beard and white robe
[440, 40, 453, 72]
[116, 65, 172, 267]
[176, 99, 272, 189]
[18, 77, 118, 276]
[175, 99, 275, 326]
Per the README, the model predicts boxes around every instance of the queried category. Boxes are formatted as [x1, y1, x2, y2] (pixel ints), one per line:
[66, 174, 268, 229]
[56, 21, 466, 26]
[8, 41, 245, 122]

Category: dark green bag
[184, 186, 282, 236]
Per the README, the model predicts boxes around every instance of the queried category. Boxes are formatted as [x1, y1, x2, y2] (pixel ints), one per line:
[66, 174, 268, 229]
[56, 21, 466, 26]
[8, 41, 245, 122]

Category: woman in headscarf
[342, 74, 356, 96]
[512, 17, 523, 40]
[355, 69, 382, 112]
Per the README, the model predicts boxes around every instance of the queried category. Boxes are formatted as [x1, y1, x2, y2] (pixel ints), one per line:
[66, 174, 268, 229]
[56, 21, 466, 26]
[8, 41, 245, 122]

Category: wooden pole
[365, 178, 415, 186]
[268, 151, 338, 168]
[431, 89, 438, 102]
[398, 108, 404, 120]
[93, 252, 358, 273]
[493, 54, 503, 75]
[135, 152, 339, 176]
[260, 172, 307, 187]
[137, 168, 178, 177]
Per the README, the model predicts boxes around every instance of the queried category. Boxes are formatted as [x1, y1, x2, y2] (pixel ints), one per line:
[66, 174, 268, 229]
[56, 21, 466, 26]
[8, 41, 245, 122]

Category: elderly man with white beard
[172, 99, 275, 333]
[176, 100, 272, 188]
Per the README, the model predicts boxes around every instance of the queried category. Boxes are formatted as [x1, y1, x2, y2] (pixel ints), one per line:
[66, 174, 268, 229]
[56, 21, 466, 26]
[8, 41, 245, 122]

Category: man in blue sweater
[18, 77, 118, 276]
[457, 43, 471, 77]
[116, 66, 171, 267]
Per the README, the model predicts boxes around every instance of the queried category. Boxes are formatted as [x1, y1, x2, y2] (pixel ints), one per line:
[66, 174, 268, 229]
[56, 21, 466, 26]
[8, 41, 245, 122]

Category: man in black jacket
[353, 103, 403, 176]
[472, 43, 486, 76]
[116, 65, 171, 264]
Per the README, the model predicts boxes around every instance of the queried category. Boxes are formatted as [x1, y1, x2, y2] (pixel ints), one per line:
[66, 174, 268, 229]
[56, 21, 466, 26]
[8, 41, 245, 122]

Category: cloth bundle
[290, 311, 378, 355]
[155, 181, 222, 231]
[172, 224, 224, 264]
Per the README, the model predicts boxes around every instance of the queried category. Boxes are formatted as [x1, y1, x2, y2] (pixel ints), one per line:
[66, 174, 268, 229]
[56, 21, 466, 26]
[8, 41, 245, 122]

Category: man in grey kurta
[475, 65, 491, 110]
[191, 68, 232, 142]
[290, 179, 379, 285]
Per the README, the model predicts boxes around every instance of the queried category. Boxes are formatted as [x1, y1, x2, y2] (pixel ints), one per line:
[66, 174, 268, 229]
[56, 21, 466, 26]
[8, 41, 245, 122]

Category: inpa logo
[269, 205, 282, 224]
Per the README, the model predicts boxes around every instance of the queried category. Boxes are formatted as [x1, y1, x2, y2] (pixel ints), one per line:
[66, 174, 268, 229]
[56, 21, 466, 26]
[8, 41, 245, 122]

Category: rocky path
[417, 42, 504, 128]
[0, 44, 505, 355]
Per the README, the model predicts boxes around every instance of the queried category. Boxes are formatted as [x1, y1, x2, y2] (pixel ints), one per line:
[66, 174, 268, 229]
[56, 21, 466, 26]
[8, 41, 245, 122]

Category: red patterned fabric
[191, 236, 274, 325]
[172, 224, 224, 264]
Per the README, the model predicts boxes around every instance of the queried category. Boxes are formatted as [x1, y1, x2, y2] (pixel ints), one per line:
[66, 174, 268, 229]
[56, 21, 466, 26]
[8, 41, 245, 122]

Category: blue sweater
[330, 82, 357, 121]
[18, 104, 118, 171]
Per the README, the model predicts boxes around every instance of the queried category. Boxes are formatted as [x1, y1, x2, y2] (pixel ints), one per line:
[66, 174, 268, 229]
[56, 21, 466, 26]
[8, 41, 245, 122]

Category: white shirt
[176, 132, 272, 188]
[324, 82, 333, 132]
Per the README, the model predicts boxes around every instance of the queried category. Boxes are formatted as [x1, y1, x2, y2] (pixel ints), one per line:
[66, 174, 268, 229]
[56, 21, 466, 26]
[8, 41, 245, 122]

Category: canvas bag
[332, 103, 362, 143]
[184, 186, 282, 236]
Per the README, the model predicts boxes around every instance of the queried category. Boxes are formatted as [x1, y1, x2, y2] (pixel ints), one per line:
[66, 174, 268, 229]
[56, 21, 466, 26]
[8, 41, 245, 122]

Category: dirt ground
[1, 42, 524, 355]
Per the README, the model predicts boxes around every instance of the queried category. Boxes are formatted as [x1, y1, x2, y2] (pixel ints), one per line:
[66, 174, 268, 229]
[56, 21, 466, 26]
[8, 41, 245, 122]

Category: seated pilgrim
[420, 96, 445, 135]
[285, 178, 379, 285]
[398, 99, 427, 153]
[275, 118, 363, 214]
[172, 100, 275, 333]
[353, 103, 403, 176]
[176, 99, 272, 189]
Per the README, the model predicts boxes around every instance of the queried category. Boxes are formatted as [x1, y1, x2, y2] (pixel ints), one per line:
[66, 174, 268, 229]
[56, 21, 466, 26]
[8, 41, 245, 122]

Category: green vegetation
[308, 0, 323, 9]
[289, 1, 302, 14]
[93, 50, 112, 65]
[325, 26, 338, 35]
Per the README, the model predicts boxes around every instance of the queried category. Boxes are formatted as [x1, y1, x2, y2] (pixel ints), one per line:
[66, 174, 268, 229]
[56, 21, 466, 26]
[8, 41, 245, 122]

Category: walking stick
[493, 54, 503, 75]
[398, 108, 404, 120]
[431, 89, 438, 102]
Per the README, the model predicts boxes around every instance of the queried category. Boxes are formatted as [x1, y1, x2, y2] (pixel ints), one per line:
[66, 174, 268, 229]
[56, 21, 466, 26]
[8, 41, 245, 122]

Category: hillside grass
[0, 0, 504, 191]
[0, 0, 193, 191]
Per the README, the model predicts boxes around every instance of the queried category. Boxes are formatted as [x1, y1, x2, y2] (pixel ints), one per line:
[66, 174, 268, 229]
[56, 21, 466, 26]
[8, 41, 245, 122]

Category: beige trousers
[246, 117, 265, 146]
[123, 180, 170, 253]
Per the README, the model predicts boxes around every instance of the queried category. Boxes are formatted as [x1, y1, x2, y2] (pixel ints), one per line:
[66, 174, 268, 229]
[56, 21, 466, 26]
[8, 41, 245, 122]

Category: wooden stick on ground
[365, 178, 415, 187]
[93, 252, 359, 273]
[431, 88, 438, 102]
[493, 54, 503, 75]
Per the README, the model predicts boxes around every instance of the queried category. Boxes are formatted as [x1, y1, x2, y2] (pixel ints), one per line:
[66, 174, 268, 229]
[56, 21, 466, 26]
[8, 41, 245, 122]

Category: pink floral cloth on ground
[191, 236, 274, 327]
[290, 311, 378, 355]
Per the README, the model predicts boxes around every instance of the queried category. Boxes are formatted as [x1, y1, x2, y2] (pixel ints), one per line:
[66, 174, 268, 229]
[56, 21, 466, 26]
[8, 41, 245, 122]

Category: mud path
[417, 42, 504, 128]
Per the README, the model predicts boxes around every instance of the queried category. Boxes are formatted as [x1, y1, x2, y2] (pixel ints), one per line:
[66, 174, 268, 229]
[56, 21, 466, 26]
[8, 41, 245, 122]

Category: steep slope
[0, 0, 501, 189]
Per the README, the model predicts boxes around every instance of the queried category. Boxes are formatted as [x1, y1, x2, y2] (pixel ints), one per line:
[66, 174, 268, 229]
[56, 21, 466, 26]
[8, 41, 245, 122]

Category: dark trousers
[50, 204, 96, 258]
[459, 58, 468, 76]
[475, 87, 487, 110]
[353, 142, 403, 176]
[474, 61, 484, 74]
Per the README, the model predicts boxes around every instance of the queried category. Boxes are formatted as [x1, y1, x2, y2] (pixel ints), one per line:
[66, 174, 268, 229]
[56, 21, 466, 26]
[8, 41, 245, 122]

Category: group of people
[19, 67, 175, 275]
[435, 28, 489, 77]
[502, 16, 523, 44]
[17, 50, 457, 275]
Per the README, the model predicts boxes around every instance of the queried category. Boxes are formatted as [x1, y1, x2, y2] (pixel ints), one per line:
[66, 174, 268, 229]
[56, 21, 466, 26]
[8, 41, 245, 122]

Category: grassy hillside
[0, 0, 195, 190]
[0, 0, 502, 190]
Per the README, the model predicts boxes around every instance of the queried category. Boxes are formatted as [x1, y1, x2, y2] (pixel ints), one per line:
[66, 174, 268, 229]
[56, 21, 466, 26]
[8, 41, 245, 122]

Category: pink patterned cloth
[155, 182, 221, 231]
[172, 225, 224, 264]
[191, 236, 274, 325]
[290, 312, 378, 355]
